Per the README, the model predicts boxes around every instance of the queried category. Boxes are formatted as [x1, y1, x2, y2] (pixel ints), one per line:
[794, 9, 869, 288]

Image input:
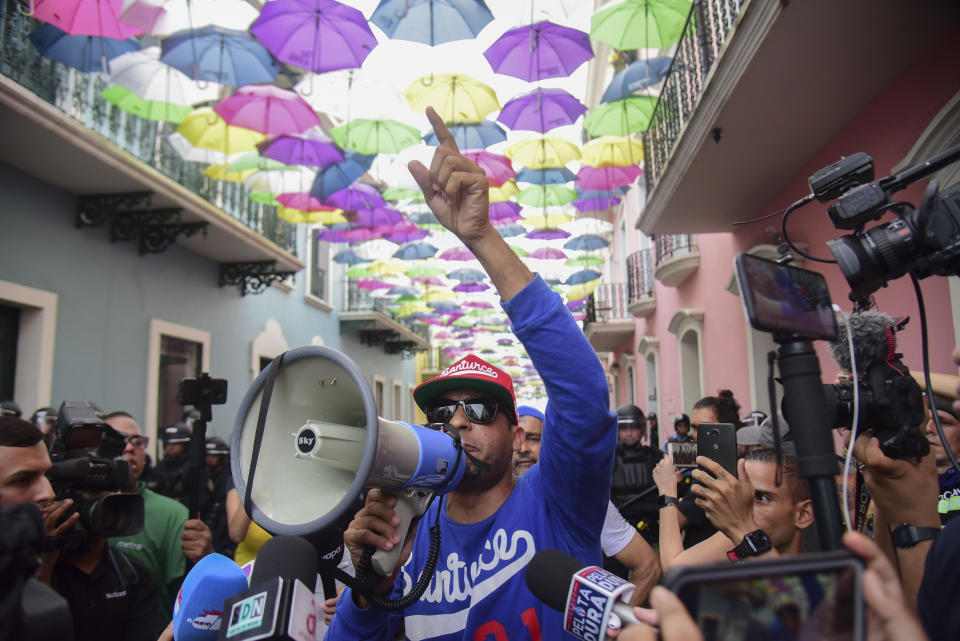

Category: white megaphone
[230, 346, 466, 576]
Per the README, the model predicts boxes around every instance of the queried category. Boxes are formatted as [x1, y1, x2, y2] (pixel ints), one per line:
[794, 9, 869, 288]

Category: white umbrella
[243, 168, 318, 194]
[110, 47, 222, 106]
[121, 0, 258, 36]
[167, 132, 245, 164]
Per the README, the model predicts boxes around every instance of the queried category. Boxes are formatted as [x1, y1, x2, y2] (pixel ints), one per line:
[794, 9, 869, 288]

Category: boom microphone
[525, 548, 640, 641]
[172, 553, 249, 640]
[219, 536, 321, 641]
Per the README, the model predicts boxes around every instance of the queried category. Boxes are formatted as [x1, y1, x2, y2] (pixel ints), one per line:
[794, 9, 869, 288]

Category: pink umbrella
[276, 192, 336, 211]
[357, 278, 393, 290]
[577, 165, 642, 190]
[439, 246, 477, 261]
[348, 206, 403, 228]
[383, 221, 430, 243]
[463, 300, 494, 308]
[411, 276, 447, 287]
[461, 149, 515, 187]
[340, 227, 381, 242]
[528, 247, 568, 260]
[214, 84, 320, 135]
[33, 0, 144, 38]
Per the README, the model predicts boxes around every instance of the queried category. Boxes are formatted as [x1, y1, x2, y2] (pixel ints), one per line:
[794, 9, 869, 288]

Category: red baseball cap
[414, 354, 519, 425]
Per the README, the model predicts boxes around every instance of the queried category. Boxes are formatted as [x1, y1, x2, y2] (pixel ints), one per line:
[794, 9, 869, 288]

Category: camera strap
[244, 352, 286, 518]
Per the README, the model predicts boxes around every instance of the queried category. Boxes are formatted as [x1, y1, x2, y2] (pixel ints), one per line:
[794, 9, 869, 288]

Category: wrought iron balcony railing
[626, 248, 655, 303]
[654, 234, 697, 266]
[345, 278, 429, 338]
[585, 283, 629, 325]
[0, 6, 296, 255]
[641, 0, 745, 193]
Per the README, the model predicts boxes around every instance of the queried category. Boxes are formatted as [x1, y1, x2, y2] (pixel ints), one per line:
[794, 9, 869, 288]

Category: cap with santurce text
[414, 354, 519, 425]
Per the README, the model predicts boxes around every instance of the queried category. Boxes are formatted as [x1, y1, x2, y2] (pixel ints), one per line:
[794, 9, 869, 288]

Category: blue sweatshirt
[327, 275, 616, 641]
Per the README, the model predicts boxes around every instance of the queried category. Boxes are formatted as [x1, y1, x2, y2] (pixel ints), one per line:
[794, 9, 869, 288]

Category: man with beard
[327, 107, 615, 640]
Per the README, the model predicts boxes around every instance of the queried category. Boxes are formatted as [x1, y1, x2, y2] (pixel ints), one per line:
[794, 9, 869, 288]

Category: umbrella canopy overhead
[515, 184, 577, 207]
[403, 73, 500, 123]
[461, 150, 514, 186]
[371, 0, 495, 46]
[29, 24, 140, 72]
[484, 21, 593, 82]
[580, 135, 645, 167]
[258, 131, 344, 168]
[583, 95, 658, 136]
[497, 87, 586, 133]
[590, 0, 692, 50]
[423, 120, 507, 148]
[332, 119, 422, 155]
[161, 24, 280, 86]
[577, 165, 642, 190]
[601, 56, 674, 102]
[121, 0, 259, 35]
[215, 84, 321, 135]
[515, 166, 577, 185]
[309, 151, 376, 200]
[109, 46, 222, 106]
[176, 108, 266, 154]
[100, 85, 191, 122]
[33, 0, 144, 39]
[504, 135, 580, 169]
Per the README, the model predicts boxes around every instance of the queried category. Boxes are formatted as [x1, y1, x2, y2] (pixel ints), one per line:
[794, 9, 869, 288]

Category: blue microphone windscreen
[173, 553, 249, 641]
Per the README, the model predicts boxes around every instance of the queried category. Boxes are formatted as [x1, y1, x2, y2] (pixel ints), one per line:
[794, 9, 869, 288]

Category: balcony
[0, 7, 301, 275]
[654, 234, 699, 287]
[637, 0, 960, 234]
[583, 283, 634, 353]
[626, 248, 656, 318]
[340, 280, 429, 356]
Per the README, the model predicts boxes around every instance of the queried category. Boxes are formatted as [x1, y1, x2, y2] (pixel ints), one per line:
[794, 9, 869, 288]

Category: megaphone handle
[371, 489, 433, 576]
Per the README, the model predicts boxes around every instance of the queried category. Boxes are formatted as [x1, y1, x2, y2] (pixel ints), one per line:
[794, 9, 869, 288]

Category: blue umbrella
[333, 248, 372, 265]
[161, 25, 280, 86]
[387, 285, 422, 297]
[29, 25, 140, 72]
[428, 300, 461, 312]
[563, 234, 610, 251]
[515, 167, 577, 185]
[310, 151, 376, 200]
[371, 0, 494, 46]
[394, 241, 438, 260]
[447, 267, 487, 282]
[496, 223, 526, 238]
[601, 57, 674, 103]
[409, 211, 442, 227]
[565, 269, 602, 285]
[575, 187, 621, 198]
[423, 121, 507, 148]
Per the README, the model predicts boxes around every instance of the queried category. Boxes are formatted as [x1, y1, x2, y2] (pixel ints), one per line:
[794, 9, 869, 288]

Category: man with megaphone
[326, 107, 617, 640]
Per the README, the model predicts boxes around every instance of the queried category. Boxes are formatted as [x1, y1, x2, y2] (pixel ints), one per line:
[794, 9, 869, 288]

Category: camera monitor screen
[734, 253, 838, 341]
[671, 557, 862, 641]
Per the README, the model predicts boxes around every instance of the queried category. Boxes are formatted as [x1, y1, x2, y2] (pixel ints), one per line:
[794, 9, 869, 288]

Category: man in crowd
[202, 435, 234, 556]
[647, 412, 659, 449]
[611, 404, 663, 548]
[152, 424, 191, 502]
[661, 413, 693, 452]
[327, 107, 615, 640]
[512, 404, 661, 604]
[104, 411, 213, 617]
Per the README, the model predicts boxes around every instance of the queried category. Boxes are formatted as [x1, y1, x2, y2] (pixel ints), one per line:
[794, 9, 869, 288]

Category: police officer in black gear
[202, 436, 234, 557]
[609, 405, 663, 550]
[152, 426, 191, 504]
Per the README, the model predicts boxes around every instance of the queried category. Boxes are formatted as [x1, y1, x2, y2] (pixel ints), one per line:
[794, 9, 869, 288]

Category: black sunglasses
[425, 397, 500, 425]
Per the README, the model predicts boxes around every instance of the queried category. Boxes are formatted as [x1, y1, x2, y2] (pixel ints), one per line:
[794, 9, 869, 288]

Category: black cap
[205, 436, 229, 455]
[616, 404, 645, 427]
[162, 425, 192, 444]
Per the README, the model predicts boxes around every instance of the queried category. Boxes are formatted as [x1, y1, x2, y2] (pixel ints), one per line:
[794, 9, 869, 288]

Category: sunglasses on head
[425, 397, 500, 425]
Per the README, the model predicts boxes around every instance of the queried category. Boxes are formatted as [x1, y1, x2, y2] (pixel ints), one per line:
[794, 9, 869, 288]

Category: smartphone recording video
[663, 551, 864, 641]
[668, 441, 698, 469]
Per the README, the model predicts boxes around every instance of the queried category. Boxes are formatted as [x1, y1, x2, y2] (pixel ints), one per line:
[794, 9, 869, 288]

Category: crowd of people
[2, 107, 958, 641]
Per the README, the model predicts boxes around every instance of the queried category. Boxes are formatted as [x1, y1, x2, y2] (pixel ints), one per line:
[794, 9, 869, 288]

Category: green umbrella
[249, 190, 281, 206]
[405, 264, 446, 278]
[383, 187, 425, 203]
[590, 0, 692, 50]
[583, 95, 659, 136]
[515, 184, 577, 207]
[565, 254, 605, 267]
[332, 119, 422, 155]
[227, 151, 292, 172]
[509, 244, 528, 257]
[346, 264, 373, 278]
[100, 85, 192, 123]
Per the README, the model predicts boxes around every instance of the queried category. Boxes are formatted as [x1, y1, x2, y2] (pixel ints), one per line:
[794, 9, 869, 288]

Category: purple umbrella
[385, 223, 430, 243]
[573, 196, 620, 211]
[489, 200, 522, 223]
[483, 21, 593, 82]
[316, 228, 349, 242]
[258, 131, 345, 168]
[357, 278, 394, 290]
[577, 165, 641, 190]
[527, 247, 567, 260]
[453, 282, 489, 293]
[250, 0, 377, 73]
[526, 227, 570, 240]
[347, 206, 404, 228]
[497, 87, 586, 133]
[340, 227, 382, 242]
[324, 184, 385, 211]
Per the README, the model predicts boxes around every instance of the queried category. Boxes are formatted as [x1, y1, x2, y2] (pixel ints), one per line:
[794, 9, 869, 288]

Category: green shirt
[109, 481, 188, 620]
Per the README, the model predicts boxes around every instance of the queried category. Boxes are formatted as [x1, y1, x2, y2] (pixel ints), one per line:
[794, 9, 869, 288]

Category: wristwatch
[892, 524, 940, 548]
[727, 529, 772, 561]
[658, 495, 679, 509]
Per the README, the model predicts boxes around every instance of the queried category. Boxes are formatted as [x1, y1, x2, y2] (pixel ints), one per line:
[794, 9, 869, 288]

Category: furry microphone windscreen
[829, 311, 898, 375]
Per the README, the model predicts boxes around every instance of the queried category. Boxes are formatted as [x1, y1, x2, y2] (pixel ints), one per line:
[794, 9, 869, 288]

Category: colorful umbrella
[461, 150, 515, 186]
[201, 163, 257, 183]
[497, 87, 586, 133]
[324, 183, 385, 211]
[353, 238, 399, 259]
[29, 25, 140, 72]
[438, 246, 476, 261]
[515, 184, 577, 207]
[109, 46, 222, 107]
[394, 241, 438, 260]
[257, 131, 344, 168]
[496, 223, 526, 237]
[121, 0, 258, 35]
[573, 196, 620, 211]
[331, 119, 422, 155]
[33, 0, 143, 38]
[383, 222, 430, 243]
[168, 133, 243, 163]
[357, 278, 394, 290]
[176, 108, 266, 153]
[489, 201, 522, 223]
[565, 254, 605, 267]
[227, 153, 291, 174]
[371, 0, 494, 46]
[383, 187, 425, 202]
[309, 151, 376, 199]
[527, 246, 567, 260]
[161, 25, 280, 86]
[250, 0, 377, 73]
[453, 282, 489, 293]
[405, 264, 446, 278]
[526, 227, 570, 240]
[601, 56, 674, 102]
[365, 258, 409, 276]
[566, 279, 600, 300]
[484, 21, 593, 82]
[333, 248, 372, 264]
[590, 0, 691, 51]
[447, 267, 486, 282]
[277, 206, 347, 224]
[403, 73, 500, 123]
[424, 121, 508, 148]
[100, 85, 191, 122]
[244, 168, 317, 194]
[215, 85, 320, 135]
[515, 167, 577, 185]
[523, 212, 573, 227]
[488, 180, 519, 203]
[346, 206, 404, 228]
[583, 95, 659, 136]
[580, 135, 644, 167]
[504, 135, 580, 169]
[576, 165, 641, 190]
[564, 234, 610, 251]
[409, 212, 444, 229]
[277, 191, 339, 210]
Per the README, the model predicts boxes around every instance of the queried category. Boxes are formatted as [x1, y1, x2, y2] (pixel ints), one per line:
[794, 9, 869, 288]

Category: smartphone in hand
[697, 423, 738, 477]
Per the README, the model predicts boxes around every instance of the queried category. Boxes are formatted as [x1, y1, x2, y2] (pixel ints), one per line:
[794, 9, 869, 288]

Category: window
[408, 384, 416, 423]
[373, 375, 385, 416]
[0, 280, 57, 414]
[680, 330, 702, 412]
[0, 304, 20, 401]
[306, 226, 332, 309]
[626, 364, 635, 406]
[612, 370, 620, 408]
[393, 381, 403, 421]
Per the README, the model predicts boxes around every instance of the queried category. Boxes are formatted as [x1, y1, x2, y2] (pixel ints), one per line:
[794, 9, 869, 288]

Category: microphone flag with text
[172, 553, 249, 641]
[525, 548, 641, 641]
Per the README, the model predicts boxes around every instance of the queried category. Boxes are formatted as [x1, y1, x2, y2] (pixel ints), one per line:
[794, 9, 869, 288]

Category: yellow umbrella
[523, 212, 573, 227]
[176, 108, 266, 154]
[489, 179, 519, 203]
[202, 163, 257, 183]
[566, 278, 601, 301]
[393, 302, 432, 318]
[504, 135, 580, 169]
[366, 258, 409, 276]
[403, 73, 500, 123]
[580, 135, 645, 167]
[421, 286, 457, 302]
[277, 207, 346, 224]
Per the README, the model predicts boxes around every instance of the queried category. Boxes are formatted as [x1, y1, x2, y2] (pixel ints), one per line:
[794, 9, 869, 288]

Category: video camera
[47, 401, 144, 543]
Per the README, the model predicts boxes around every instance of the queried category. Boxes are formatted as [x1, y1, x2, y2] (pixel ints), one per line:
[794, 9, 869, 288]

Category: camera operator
[105, 411, 213, 618]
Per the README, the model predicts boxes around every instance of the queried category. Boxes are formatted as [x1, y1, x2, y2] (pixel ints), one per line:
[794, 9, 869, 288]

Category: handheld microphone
[172, 553, 249, 640]
[525, 548, 640, 641]
[218, 536, 320, 641]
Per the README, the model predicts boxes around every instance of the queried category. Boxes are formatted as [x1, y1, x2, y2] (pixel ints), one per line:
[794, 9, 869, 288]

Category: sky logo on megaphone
[296, 428, 317, 454]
